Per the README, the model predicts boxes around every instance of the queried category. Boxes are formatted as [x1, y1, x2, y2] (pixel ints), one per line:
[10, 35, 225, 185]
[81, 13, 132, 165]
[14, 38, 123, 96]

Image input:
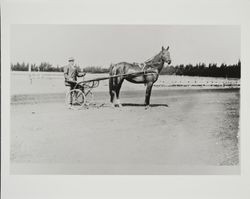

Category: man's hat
[68, 57, 75, 62]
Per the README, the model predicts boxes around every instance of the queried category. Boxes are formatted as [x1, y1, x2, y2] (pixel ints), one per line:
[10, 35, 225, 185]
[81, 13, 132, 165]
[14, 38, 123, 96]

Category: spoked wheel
[65, 89, 86, 109]
[92, 80, 99, 88]
[83, 80, 99, 89]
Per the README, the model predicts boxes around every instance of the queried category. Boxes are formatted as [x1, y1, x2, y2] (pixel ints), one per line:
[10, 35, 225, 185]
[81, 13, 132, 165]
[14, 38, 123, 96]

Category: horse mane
[143, 51, 163, 71]
[144, 51, 162, 65]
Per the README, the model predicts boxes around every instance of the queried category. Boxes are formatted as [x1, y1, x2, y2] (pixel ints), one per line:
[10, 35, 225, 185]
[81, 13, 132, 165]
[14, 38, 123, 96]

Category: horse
[109, 46, 171, 108]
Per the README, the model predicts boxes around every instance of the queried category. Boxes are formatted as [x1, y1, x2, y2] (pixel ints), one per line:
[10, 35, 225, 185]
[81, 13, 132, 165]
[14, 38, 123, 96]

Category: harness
[133, 51, 164, 76]
[134, 61, 162, 75]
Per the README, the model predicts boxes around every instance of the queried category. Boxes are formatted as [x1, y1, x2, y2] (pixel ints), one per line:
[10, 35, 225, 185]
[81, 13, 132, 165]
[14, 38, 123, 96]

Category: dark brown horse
[109, 46, 171, 107]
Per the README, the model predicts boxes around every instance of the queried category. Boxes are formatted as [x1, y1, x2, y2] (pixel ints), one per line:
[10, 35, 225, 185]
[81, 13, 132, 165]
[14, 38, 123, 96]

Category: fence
[11, 71, 64, 79]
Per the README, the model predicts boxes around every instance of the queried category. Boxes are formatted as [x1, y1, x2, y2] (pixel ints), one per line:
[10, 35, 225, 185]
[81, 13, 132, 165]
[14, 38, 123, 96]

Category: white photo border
[2, 0, 250, 199]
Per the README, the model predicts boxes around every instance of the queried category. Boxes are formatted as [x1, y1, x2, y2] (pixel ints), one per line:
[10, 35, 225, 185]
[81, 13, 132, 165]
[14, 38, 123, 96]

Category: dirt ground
[10, 88, 240, 174]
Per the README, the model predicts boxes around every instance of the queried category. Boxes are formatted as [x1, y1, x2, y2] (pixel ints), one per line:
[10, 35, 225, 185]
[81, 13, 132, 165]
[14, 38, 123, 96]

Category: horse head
[161, 46, 171, 65]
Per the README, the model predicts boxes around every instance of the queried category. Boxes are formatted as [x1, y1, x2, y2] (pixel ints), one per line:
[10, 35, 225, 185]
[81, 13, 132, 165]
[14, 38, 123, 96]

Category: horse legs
[144, 82, 154, 107]
[110, 90, 115, 104]
[109, 76, 123, 107]
[115, 79, 124, 107]
[109, 77, 116, 106]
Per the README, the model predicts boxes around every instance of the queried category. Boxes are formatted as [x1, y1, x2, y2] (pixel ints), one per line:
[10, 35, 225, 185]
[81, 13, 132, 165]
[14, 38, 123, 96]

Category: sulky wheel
[65, 89, 86, 109]
[92, 80, 100, 88]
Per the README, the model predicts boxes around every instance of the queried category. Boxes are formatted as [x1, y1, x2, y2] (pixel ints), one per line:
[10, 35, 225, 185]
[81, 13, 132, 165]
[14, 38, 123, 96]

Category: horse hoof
[118, 104, 123, 108]
[145, 105, 150, 109]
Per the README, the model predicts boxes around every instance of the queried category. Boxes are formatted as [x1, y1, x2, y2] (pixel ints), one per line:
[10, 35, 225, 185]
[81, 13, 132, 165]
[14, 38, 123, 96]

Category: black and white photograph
[10, 24, 240, 174]
[2, 1, 250, 199]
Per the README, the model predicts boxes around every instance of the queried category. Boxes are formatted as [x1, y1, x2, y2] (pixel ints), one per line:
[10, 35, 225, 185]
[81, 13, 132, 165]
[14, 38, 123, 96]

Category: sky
[11, 25, 240, 68]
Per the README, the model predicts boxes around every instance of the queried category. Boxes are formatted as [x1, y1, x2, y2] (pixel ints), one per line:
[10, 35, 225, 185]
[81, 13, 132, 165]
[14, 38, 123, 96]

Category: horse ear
[162, 46, 165, 51]
[166, 46, 169, 50]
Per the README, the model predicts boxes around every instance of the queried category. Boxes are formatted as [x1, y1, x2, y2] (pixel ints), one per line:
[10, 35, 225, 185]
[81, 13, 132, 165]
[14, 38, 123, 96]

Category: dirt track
[11, 88, 240, 174]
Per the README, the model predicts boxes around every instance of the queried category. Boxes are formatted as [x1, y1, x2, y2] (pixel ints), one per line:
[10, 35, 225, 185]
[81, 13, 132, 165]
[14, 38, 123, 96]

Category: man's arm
[76, 68, 86, 77]
[77, 71, 86, 77]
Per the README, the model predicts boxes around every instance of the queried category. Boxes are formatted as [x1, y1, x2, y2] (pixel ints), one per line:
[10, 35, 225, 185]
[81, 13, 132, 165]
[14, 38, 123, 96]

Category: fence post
[29, 64, 32, 84]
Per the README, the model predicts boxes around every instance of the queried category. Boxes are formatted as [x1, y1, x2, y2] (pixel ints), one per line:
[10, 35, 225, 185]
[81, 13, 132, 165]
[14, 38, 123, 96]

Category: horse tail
[109, 64, 116, 98]
[109, 63, 114, 76]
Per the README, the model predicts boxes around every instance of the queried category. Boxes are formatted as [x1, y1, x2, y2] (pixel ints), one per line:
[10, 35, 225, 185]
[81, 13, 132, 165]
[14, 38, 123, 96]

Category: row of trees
[10, 62, 64, 72]
[10, 62, 109, 73]
[160, 60, 241, 78]
[11, 60, 241, 78]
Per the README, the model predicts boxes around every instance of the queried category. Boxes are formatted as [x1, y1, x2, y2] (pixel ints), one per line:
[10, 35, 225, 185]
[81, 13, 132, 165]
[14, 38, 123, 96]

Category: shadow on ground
[121, 103, 168, 107]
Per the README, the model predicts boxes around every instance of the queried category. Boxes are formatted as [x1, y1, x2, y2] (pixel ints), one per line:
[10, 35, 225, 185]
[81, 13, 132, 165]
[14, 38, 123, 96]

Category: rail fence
[11, 71, 64, 79]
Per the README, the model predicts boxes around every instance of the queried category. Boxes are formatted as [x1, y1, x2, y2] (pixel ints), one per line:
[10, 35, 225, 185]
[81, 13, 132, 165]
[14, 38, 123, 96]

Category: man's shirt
[64, 64, 84, 82]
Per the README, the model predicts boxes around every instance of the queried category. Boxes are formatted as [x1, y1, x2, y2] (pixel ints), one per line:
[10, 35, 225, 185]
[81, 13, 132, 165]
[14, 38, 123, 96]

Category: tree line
[11, 62, 63, 72]
[10, 62, 109, 73]
[11, 60, 241, 78]
[160, 60, 241, 78]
